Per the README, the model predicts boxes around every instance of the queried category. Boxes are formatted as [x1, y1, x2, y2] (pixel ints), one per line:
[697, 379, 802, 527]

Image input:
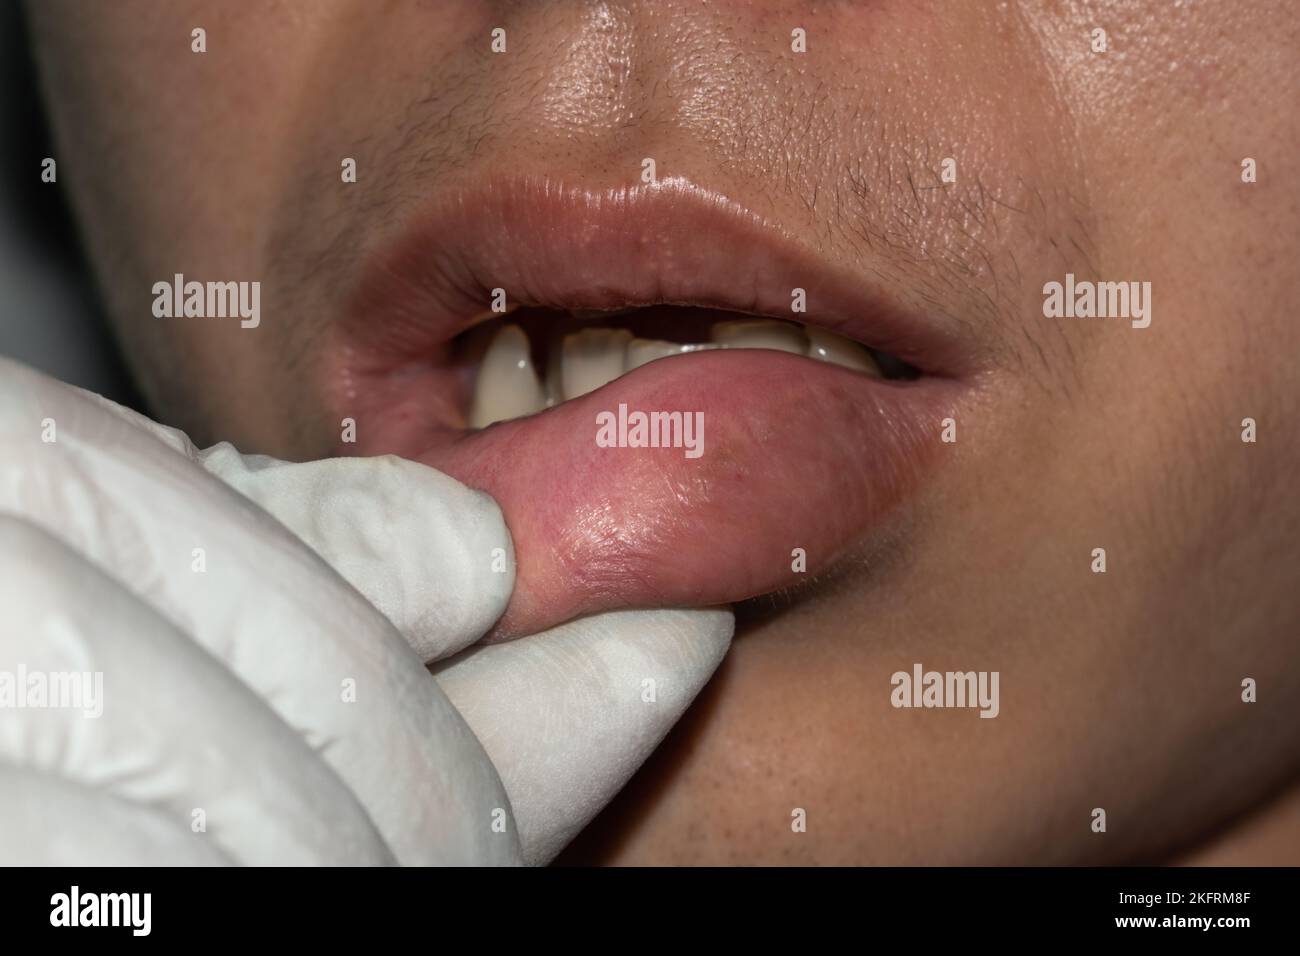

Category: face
[27, 0, 1300, 863]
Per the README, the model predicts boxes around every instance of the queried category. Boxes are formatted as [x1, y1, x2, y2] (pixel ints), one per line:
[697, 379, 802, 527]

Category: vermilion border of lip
[333, 174, 981, 405]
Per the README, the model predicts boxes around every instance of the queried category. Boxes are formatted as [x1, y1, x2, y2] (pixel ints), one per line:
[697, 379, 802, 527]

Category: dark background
[0, 1, 139, 406]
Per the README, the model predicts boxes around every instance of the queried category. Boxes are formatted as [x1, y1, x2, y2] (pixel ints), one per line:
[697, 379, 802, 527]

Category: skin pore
[25, 0, 1300, 863]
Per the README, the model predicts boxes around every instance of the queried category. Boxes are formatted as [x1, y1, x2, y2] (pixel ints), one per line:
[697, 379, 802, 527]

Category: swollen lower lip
[413, 348, 956, 640]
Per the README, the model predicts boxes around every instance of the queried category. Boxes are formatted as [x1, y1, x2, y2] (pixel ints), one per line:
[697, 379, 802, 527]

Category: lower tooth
[711, 319, 807, 353]
[560, 328, 633, 399]
[806, 327, 881, 375]
[469, 324, 546, 428]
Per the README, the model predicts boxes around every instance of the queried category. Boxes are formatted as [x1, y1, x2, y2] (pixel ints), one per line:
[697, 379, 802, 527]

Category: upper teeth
[468, 324, 546, 428]
[805, 326, 879, 373]
[710, 319, 806, 354]
[468, 318, 880, 428]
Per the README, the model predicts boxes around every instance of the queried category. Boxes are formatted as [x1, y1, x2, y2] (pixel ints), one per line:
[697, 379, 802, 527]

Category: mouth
[330, 176, 982, 640]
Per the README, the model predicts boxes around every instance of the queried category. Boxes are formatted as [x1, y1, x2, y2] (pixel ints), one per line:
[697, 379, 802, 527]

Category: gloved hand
[0, 356, 732, 865]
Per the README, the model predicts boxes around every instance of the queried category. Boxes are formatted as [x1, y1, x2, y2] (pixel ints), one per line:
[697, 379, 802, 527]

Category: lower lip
[344, 347, 960, 640]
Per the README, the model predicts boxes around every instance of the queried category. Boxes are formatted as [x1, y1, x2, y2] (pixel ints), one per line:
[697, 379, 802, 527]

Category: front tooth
[805, 327, 881, 375]
[710, 319, 806, 353]
[469, 324, 547, 428]
[561, 328, 633, 399]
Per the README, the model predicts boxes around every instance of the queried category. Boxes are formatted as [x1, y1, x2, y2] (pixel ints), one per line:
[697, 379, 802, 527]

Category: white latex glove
[0, 356, 731, 865]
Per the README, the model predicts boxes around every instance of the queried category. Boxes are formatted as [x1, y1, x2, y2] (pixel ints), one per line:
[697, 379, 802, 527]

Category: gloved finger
[432, 607, 734, 865]
[54, 364, 515, 663]
[0, 768, 234, 866]
[0, 359, 522, 865]
[58, 364, 515, 662]
[197, 446, 514, 663]
[0, 516, 394, 865]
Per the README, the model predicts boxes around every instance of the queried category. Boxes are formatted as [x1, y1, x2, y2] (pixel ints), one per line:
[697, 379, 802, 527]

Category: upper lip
[329, 175, 980, 639]
[335, 174, 980, 397]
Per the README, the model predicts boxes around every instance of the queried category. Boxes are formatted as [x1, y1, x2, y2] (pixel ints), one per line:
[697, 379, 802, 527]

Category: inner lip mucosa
[456, 305, 921, 429]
